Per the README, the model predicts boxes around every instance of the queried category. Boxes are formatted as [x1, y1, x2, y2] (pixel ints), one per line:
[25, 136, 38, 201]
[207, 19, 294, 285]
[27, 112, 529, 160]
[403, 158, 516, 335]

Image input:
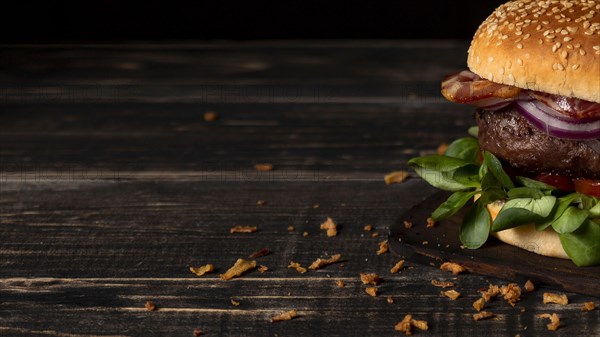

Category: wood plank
[0, 179, 435, 277]
[0, 41, 469, 83]
[1, 275, 598, 336]
[0, 102, 474, 176]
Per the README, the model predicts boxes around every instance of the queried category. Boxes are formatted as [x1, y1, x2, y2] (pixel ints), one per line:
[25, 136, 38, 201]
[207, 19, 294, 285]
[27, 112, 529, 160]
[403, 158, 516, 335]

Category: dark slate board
[388, 191, 600, 297]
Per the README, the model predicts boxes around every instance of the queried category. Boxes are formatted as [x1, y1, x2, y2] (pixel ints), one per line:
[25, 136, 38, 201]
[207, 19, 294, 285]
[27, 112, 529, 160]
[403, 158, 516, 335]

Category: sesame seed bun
[486, 201, 569, 259]
[467, 0, 600, 103]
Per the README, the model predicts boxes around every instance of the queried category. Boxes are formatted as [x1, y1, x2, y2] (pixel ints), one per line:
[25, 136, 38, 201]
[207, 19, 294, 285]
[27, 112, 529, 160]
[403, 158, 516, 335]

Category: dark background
[3, 1, 506, 43]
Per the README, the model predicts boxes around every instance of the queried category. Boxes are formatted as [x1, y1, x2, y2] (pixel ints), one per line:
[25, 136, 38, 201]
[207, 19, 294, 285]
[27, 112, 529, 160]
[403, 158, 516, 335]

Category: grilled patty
[476, 107, 600, 180]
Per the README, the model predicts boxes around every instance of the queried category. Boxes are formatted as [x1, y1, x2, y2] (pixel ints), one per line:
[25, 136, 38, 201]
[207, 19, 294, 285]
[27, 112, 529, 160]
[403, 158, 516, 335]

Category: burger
[408, 0, 600, 266]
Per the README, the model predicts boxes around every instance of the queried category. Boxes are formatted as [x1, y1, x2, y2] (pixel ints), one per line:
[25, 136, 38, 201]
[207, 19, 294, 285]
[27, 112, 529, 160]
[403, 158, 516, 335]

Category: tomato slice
[574, 179, 600, 198]
[535, 173, 575, 192]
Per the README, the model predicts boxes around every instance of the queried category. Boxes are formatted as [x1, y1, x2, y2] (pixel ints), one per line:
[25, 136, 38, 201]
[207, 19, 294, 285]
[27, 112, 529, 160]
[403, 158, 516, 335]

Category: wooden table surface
[1, 41, 598, 337]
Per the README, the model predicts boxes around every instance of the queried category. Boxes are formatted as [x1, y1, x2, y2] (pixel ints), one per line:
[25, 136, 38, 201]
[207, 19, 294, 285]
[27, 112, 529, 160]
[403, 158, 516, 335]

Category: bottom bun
[486, 201, 569, 260]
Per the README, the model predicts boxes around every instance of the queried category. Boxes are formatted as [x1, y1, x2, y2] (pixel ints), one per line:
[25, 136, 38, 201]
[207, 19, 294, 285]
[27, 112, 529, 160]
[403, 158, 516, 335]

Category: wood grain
[0, 41, 598, 337]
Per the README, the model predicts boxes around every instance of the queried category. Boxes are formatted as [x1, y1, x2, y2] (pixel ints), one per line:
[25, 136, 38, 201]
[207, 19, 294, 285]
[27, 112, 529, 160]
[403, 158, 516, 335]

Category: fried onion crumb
[473, 311, 495, 321]
[360, 273, 381, 285]
[230, 299, 240, 306]
[538, 313, 560, 331]
[145, 301, 157, 311]
[403, 220, 413, 229]
[254, 163, 274, 171]
[442, 290, 461, 300]
[437, 143, 448, 155]
[203, 111, 219, 122]
[365, 287, 378, 297]
[230, 225, 258, 233]
[248, 248, 270, 259]
[189, 264, 214, 277]
[387, 296, 394, 304]
[271, 310, 298, 322]
[391, 260, 405, 274]
[394, 314, 429, 335]
[524, 280, 535, 292]
[543, 293, 568, 305]
[582, 302, 596, 311]
[384, 171, 409, 185]
[377, 240, 389, 255]
[336, 280, 345, 288]
[364, 224, 373, 232]
[193, 328, 203, 336]
[440, 262, 466, 275]
[500, 283, 522, 307]
[395, 315, 413, 335]
[308, 254, 341, 270]
[426, 217, 436, 228]
[320, 217, 338, 237]
[481, 284, 501, 302]
[473, 297, 485, 312]
[220, 259, 257, 280]
[431, 279, 454, 288]
[258, 265, 269, 273]
[288, 261, 307, 274]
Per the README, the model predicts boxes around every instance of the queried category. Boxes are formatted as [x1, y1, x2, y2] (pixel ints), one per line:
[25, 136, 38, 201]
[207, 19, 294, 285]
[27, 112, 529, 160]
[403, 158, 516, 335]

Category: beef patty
[476, 107, 600, 180]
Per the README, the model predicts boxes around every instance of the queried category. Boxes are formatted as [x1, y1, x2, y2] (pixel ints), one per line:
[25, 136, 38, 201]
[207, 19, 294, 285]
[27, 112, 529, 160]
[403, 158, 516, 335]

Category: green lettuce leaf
[432, 190, 479, 221]
[560, 220, 600, 267]
[459, 201, 491, 249]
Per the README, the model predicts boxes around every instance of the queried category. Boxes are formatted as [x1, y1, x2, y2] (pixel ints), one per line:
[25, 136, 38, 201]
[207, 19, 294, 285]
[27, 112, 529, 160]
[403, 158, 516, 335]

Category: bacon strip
[529, 92, 600, 119]
[441, 70, 522, 105]
[441, 70, 600, 120]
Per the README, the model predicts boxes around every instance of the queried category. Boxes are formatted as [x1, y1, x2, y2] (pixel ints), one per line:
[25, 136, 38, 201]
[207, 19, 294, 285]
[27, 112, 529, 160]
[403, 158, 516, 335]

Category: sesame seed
[554, 63, 565, 71]
[488, 56, 494, 62]
[561, 50, 568, 59]
[517, 43, 524, 49]
[552, 42, 562, 52]
[572, 64, 580, 70]
[546, 34, 556, 39]
[580, 49, 587, 56]
[517, 58, 523, 65]
[507, 73, 515, 84]
[563, 36, 573, 41]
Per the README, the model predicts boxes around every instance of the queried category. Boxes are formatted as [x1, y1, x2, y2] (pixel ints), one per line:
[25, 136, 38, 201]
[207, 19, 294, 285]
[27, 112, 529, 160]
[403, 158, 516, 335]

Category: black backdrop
[3, 1, 506, 43]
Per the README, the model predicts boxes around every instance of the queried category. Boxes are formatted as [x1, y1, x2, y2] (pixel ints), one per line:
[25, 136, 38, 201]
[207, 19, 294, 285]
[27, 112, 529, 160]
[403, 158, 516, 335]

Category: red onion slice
[515, 101, 600, 140]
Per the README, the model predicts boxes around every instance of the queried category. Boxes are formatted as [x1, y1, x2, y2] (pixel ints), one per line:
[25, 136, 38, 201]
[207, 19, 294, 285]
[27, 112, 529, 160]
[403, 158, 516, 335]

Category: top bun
[468, 0, 600, 103]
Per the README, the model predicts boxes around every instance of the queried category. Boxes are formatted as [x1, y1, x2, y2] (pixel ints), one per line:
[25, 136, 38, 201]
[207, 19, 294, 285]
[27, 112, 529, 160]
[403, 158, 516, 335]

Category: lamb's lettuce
[408, 133, 600, 267]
